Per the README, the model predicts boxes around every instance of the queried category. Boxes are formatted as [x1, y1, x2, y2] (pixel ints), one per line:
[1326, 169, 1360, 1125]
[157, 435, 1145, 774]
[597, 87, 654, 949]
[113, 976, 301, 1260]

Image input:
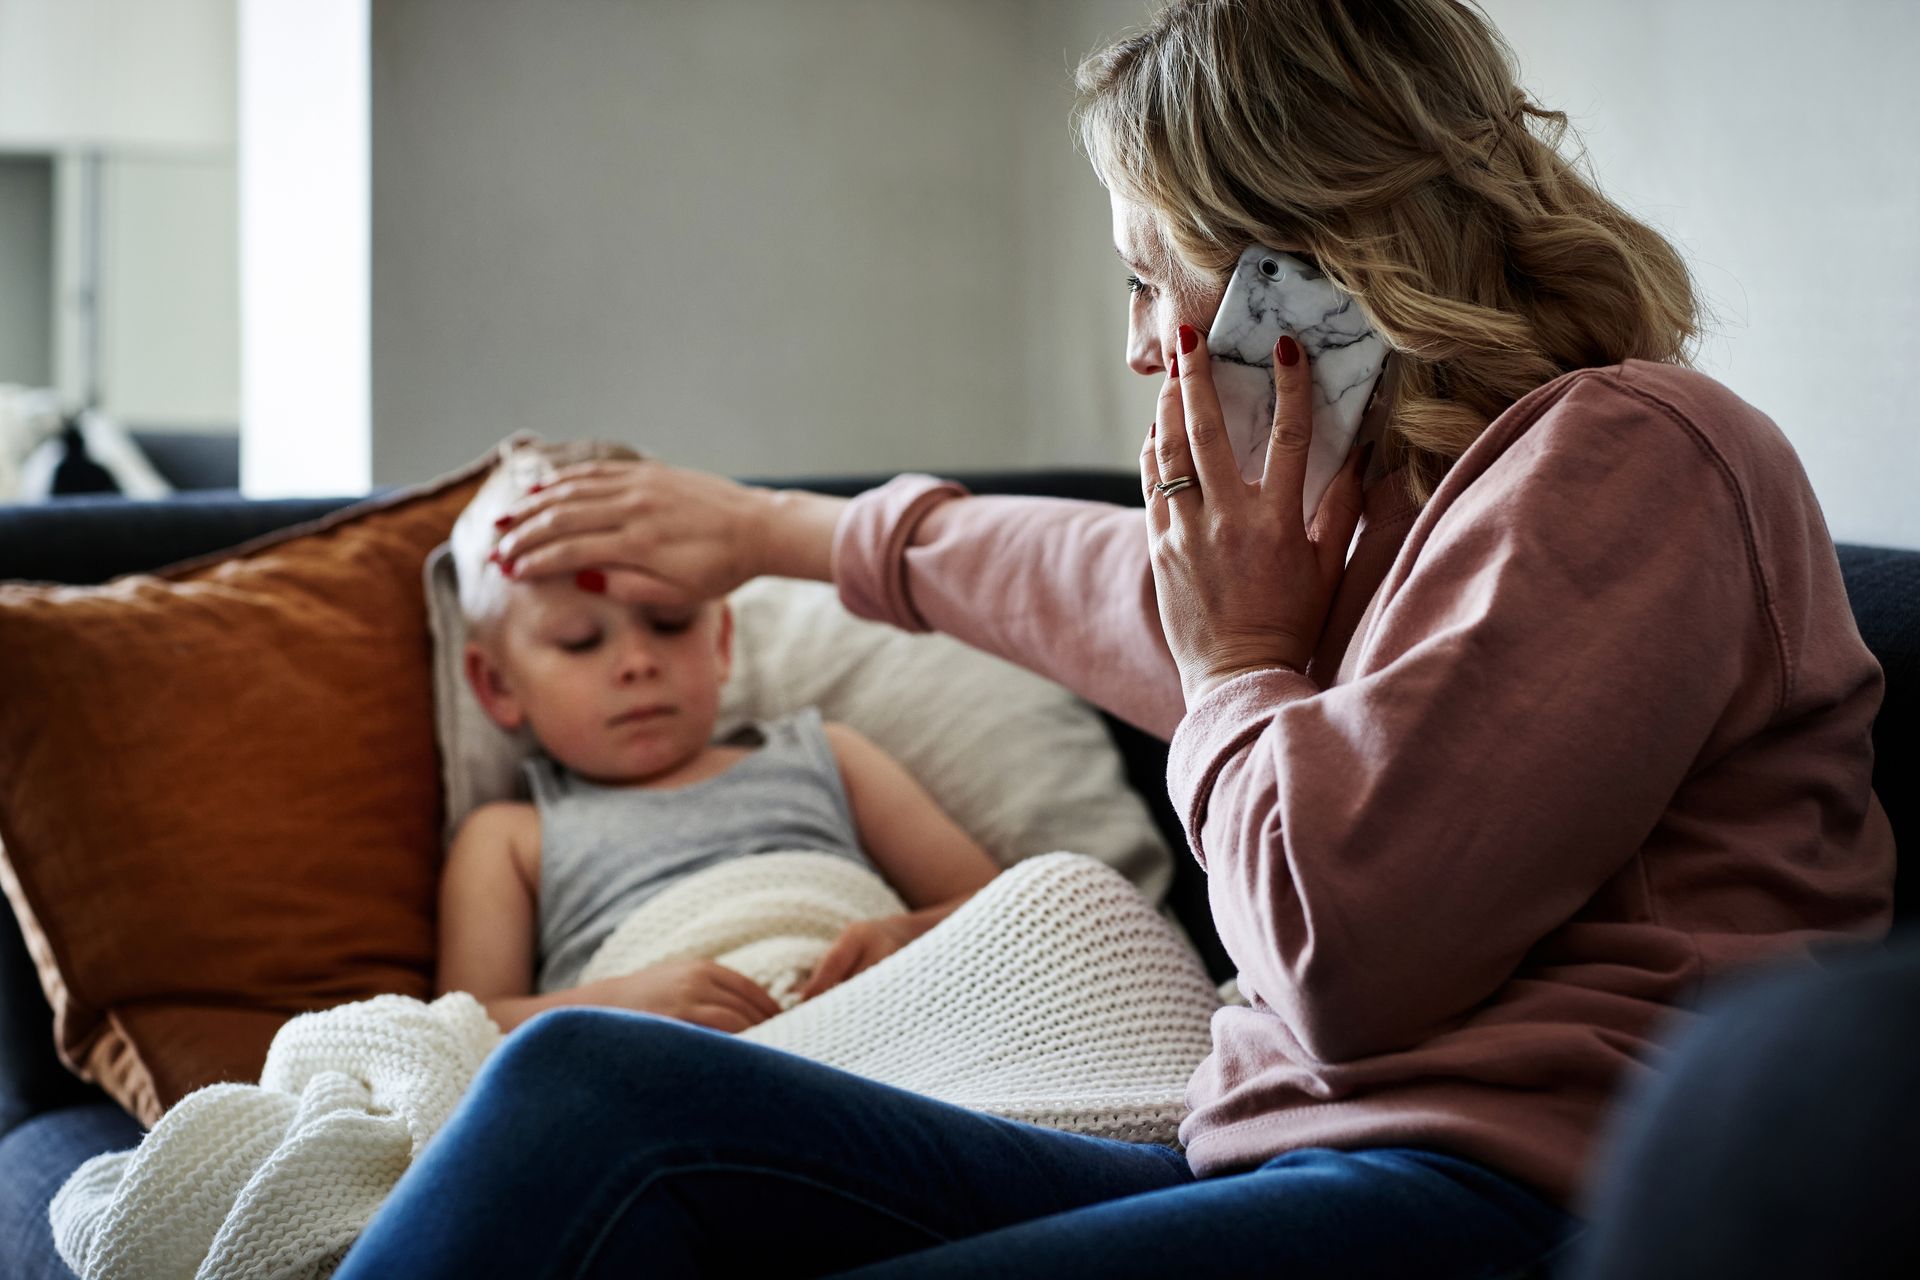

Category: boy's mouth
[608, 706, 672, 726]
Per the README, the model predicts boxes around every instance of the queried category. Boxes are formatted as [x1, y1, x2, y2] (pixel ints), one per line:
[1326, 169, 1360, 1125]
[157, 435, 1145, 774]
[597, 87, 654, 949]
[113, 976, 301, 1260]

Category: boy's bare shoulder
[819, 720, 873, 751]
[452, 801, 542, 882]
[456, 799, 539, 838]
[819, 720, 882, 770]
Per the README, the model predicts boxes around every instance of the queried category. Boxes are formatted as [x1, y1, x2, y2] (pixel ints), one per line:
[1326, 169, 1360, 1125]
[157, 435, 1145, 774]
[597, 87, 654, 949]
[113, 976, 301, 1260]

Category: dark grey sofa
[0, 470, 1912, 1278]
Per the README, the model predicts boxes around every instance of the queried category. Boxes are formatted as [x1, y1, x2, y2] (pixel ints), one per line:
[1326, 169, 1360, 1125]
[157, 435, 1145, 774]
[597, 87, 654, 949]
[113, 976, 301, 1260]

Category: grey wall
[1479, 0, 1920, 549]
[0, 156, 53, 386]
[372, 0, 1160, 486]
[368, 0, 1915, 547]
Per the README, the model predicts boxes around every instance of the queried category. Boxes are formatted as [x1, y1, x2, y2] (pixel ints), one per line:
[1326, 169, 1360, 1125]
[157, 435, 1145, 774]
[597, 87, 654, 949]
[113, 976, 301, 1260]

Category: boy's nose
[616, 635, 662, 681]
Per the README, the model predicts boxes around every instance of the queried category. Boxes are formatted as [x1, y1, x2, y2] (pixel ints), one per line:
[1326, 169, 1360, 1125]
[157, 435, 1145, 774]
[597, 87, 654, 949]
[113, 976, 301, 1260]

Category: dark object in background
[48, 420, 118, 496]
[1566, 931, 1920, 1280]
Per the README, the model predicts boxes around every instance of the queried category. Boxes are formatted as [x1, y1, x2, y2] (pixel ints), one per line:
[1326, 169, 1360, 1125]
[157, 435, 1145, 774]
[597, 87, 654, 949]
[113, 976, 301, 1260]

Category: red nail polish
[1170, 349, 1180, 378]
[1178, 324, 1198, 354]
[575, 569, 607, 594]
[493, 515, 513, 530]
[502, 559, 517, 578]
[1276, 334, 1301, 367]
[528, 483, 545, 494]
[1150, 421, 1157, 439]
[488, 549, 502, 565]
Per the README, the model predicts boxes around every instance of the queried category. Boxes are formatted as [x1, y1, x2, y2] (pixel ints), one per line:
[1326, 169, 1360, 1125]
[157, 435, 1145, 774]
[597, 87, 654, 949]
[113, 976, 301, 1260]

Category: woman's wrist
[754, 487, 850, 584]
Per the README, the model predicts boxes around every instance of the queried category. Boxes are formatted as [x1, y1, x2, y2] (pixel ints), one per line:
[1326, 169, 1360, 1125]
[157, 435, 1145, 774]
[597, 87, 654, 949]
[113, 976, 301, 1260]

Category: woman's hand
[1144, 325, 1369, 708]
[492, 458, 773, 607]
[588, 957, 782, 1034]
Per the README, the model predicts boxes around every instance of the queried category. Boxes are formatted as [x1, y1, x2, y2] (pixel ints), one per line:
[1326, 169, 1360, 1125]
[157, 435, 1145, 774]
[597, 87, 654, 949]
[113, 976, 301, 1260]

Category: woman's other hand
[1143, 325, 1369, 708]
[491, 458, 774, 607]
[589, 957, 782, 1034]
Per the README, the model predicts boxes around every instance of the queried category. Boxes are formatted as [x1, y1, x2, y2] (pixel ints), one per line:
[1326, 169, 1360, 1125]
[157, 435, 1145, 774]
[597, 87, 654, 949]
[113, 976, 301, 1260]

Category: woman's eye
[1125, 274, 1153, 298]
[559, 634, 601, 654]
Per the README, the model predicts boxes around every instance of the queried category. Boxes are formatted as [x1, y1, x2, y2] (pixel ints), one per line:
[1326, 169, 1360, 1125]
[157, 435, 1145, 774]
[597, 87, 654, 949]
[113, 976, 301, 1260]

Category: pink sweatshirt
[831, 359, 1895, 1208]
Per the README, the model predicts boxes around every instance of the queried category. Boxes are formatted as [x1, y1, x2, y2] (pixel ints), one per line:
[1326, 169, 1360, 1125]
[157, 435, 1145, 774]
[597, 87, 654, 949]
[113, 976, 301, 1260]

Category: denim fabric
[1569, 930, 1920, 1279]
[0, 1101, 144, 1280]
[336, 1009, 1574, 1279]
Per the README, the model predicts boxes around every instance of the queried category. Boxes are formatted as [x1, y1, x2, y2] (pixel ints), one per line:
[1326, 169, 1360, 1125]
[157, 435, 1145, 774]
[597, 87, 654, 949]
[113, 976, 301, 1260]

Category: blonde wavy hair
[1074, 0, 1705, 507]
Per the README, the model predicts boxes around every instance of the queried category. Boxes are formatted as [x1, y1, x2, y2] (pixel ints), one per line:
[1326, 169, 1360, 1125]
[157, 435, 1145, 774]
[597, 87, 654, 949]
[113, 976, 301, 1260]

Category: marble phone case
[1207, 246, 1389, 521]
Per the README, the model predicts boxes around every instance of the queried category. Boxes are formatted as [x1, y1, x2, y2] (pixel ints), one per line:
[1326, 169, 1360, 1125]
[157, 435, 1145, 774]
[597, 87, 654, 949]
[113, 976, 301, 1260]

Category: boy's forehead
[505, 584, 715, 626]
[505, 581, 587, 624]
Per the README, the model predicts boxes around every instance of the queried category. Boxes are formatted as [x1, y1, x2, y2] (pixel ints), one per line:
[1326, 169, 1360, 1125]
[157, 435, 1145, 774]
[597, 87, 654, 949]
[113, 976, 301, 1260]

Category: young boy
[437, 446, 1000, 1034]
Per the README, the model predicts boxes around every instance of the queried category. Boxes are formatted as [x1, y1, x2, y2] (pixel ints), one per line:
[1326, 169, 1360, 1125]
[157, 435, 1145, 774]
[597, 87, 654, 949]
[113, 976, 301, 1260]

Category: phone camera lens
[1258, 258, 1281, 279]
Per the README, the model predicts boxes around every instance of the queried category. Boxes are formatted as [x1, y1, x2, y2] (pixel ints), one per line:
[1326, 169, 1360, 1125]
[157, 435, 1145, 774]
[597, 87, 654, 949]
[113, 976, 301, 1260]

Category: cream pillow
[425, 555, 1173, 902]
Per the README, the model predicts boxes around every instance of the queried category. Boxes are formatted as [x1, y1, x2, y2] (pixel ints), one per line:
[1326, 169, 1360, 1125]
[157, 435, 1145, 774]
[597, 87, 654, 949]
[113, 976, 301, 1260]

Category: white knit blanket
[51, 852, 1221, 1280]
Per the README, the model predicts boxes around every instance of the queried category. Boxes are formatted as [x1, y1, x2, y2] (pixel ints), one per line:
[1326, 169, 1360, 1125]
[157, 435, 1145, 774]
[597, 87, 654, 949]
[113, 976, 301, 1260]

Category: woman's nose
[1127, 321, 1165, 377]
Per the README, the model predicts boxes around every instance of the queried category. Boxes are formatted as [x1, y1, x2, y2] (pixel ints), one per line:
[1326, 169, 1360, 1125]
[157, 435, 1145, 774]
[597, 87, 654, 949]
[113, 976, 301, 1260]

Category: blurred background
[0, 0, 1914, 549]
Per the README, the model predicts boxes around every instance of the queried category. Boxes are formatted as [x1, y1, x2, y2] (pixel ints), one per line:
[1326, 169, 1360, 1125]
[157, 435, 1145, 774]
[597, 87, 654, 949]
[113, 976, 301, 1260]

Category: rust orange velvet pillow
[0, 453, 494, 1126]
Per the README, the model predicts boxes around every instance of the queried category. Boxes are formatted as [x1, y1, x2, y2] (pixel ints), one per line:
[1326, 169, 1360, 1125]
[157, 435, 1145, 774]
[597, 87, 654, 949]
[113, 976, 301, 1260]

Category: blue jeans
[335, 1009, 1574, 1278]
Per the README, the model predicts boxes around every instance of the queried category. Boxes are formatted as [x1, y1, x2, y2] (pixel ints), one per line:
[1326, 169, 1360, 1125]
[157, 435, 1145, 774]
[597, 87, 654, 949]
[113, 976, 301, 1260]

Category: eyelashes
[556, 618, 691, 654]
[1126, 274, 1155, 298]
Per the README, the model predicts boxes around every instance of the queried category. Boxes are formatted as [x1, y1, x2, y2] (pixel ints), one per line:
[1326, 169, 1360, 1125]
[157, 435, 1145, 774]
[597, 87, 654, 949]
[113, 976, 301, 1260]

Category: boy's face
[464, 577, 733, 786]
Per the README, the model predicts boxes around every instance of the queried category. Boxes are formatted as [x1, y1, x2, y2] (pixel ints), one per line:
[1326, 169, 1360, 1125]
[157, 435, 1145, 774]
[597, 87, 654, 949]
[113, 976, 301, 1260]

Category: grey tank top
[527, 705, 871, 994]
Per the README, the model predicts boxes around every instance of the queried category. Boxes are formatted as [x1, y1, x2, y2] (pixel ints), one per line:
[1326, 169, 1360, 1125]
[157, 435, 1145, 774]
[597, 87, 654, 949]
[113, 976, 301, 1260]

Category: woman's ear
[463, 640, 526, 731]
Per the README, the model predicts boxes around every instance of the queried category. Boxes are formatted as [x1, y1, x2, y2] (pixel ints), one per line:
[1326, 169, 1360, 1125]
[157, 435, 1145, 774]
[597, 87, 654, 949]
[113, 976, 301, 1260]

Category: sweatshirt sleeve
[833, 474, 1186, 741]
[1167, 375, 1771, 1065]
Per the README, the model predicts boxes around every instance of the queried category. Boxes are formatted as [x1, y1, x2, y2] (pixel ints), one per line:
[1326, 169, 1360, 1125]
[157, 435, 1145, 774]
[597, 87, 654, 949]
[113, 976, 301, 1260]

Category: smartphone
[1206, 246, 1390, 522]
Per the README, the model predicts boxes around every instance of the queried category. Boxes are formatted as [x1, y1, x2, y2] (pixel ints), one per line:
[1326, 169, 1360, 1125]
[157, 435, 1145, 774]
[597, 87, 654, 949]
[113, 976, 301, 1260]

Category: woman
[339, 1, 1894, 1275]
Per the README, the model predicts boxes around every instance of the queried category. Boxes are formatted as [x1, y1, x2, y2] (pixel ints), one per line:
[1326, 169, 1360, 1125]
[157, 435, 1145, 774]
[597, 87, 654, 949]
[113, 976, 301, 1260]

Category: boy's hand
[798, 914, 934, 1002]
[592, 958, 781, 1033]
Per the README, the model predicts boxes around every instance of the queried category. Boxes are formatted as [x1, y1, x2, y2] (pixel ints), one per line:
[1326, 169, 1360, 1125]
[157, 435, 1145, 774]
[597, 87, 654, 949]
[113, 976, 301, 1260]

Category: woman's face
[1112, 194, 1227, 379]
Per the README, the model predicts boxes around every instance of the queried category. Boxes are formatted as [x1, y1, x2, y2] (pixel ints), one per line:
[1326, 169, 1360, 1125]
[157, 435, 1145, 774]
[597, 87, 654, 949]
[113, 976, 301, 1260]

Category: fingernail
[1150, 421, 1157, 439]
[528, 482, 545, 494]
[1276, 334, 1301, 368]
[575, 569, 606, 593]
[1178, 324, 1199, 354]
[1170, 348, 1180, 378]
[488, 549, 502, 565]
[493, 515, 513, 530]
[502, 559, 517, 578]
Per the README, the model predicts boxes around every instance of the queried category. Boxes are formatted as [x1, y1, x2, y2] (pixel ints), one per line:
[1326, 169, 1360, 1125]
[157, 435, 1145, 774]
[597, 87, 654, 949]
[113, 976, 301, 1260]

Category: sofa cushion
[0, 455, 491, 1126]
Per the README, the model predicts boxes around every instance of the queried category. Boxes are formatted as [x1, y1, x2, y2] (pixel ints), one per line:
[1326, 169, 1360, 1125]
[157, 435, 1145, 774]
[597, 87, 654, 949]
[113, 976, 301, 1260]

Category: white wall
[359, 0, 1913, 548]
[1478, 0, 1920, 549]
[239, 0, 369, 495]
[97, 155, 239, 427]
[0, 0, 240, 431]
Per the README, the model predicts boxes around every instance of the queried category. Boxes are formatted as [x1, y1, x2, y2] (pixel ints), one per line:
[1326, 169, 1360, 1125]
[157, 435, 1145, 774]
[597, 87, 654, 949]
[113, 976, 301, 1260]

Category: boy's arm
[822, 721, 999, 911]
[441, 803, 784, 1033]
[798, 722, 1000, 1001]
[436, 801, 551, 1029]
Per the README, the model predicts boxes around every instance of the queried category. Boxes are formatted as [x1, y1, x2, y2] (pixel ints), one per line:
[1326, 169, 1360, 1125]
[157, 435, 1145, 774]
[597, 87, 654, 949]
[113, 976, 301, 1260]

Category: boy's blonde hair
[450, 438, 647, 640]
[1073, 0, 1706, 508]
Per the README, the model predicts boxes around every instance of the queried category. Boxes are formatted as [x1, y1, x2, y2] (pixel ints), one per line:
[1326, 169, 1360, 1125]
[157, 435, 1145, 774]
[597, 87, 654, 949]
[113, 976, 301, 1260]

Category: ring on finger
[1154, 475, 1197, 498]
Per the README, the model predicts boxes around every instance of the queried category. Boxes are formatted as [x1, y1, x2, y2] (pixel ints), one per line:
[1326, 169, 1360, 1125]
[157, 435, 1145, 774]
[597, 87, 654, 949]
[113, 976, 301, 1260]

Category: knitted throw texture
[51, 852, 1221, 1279]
